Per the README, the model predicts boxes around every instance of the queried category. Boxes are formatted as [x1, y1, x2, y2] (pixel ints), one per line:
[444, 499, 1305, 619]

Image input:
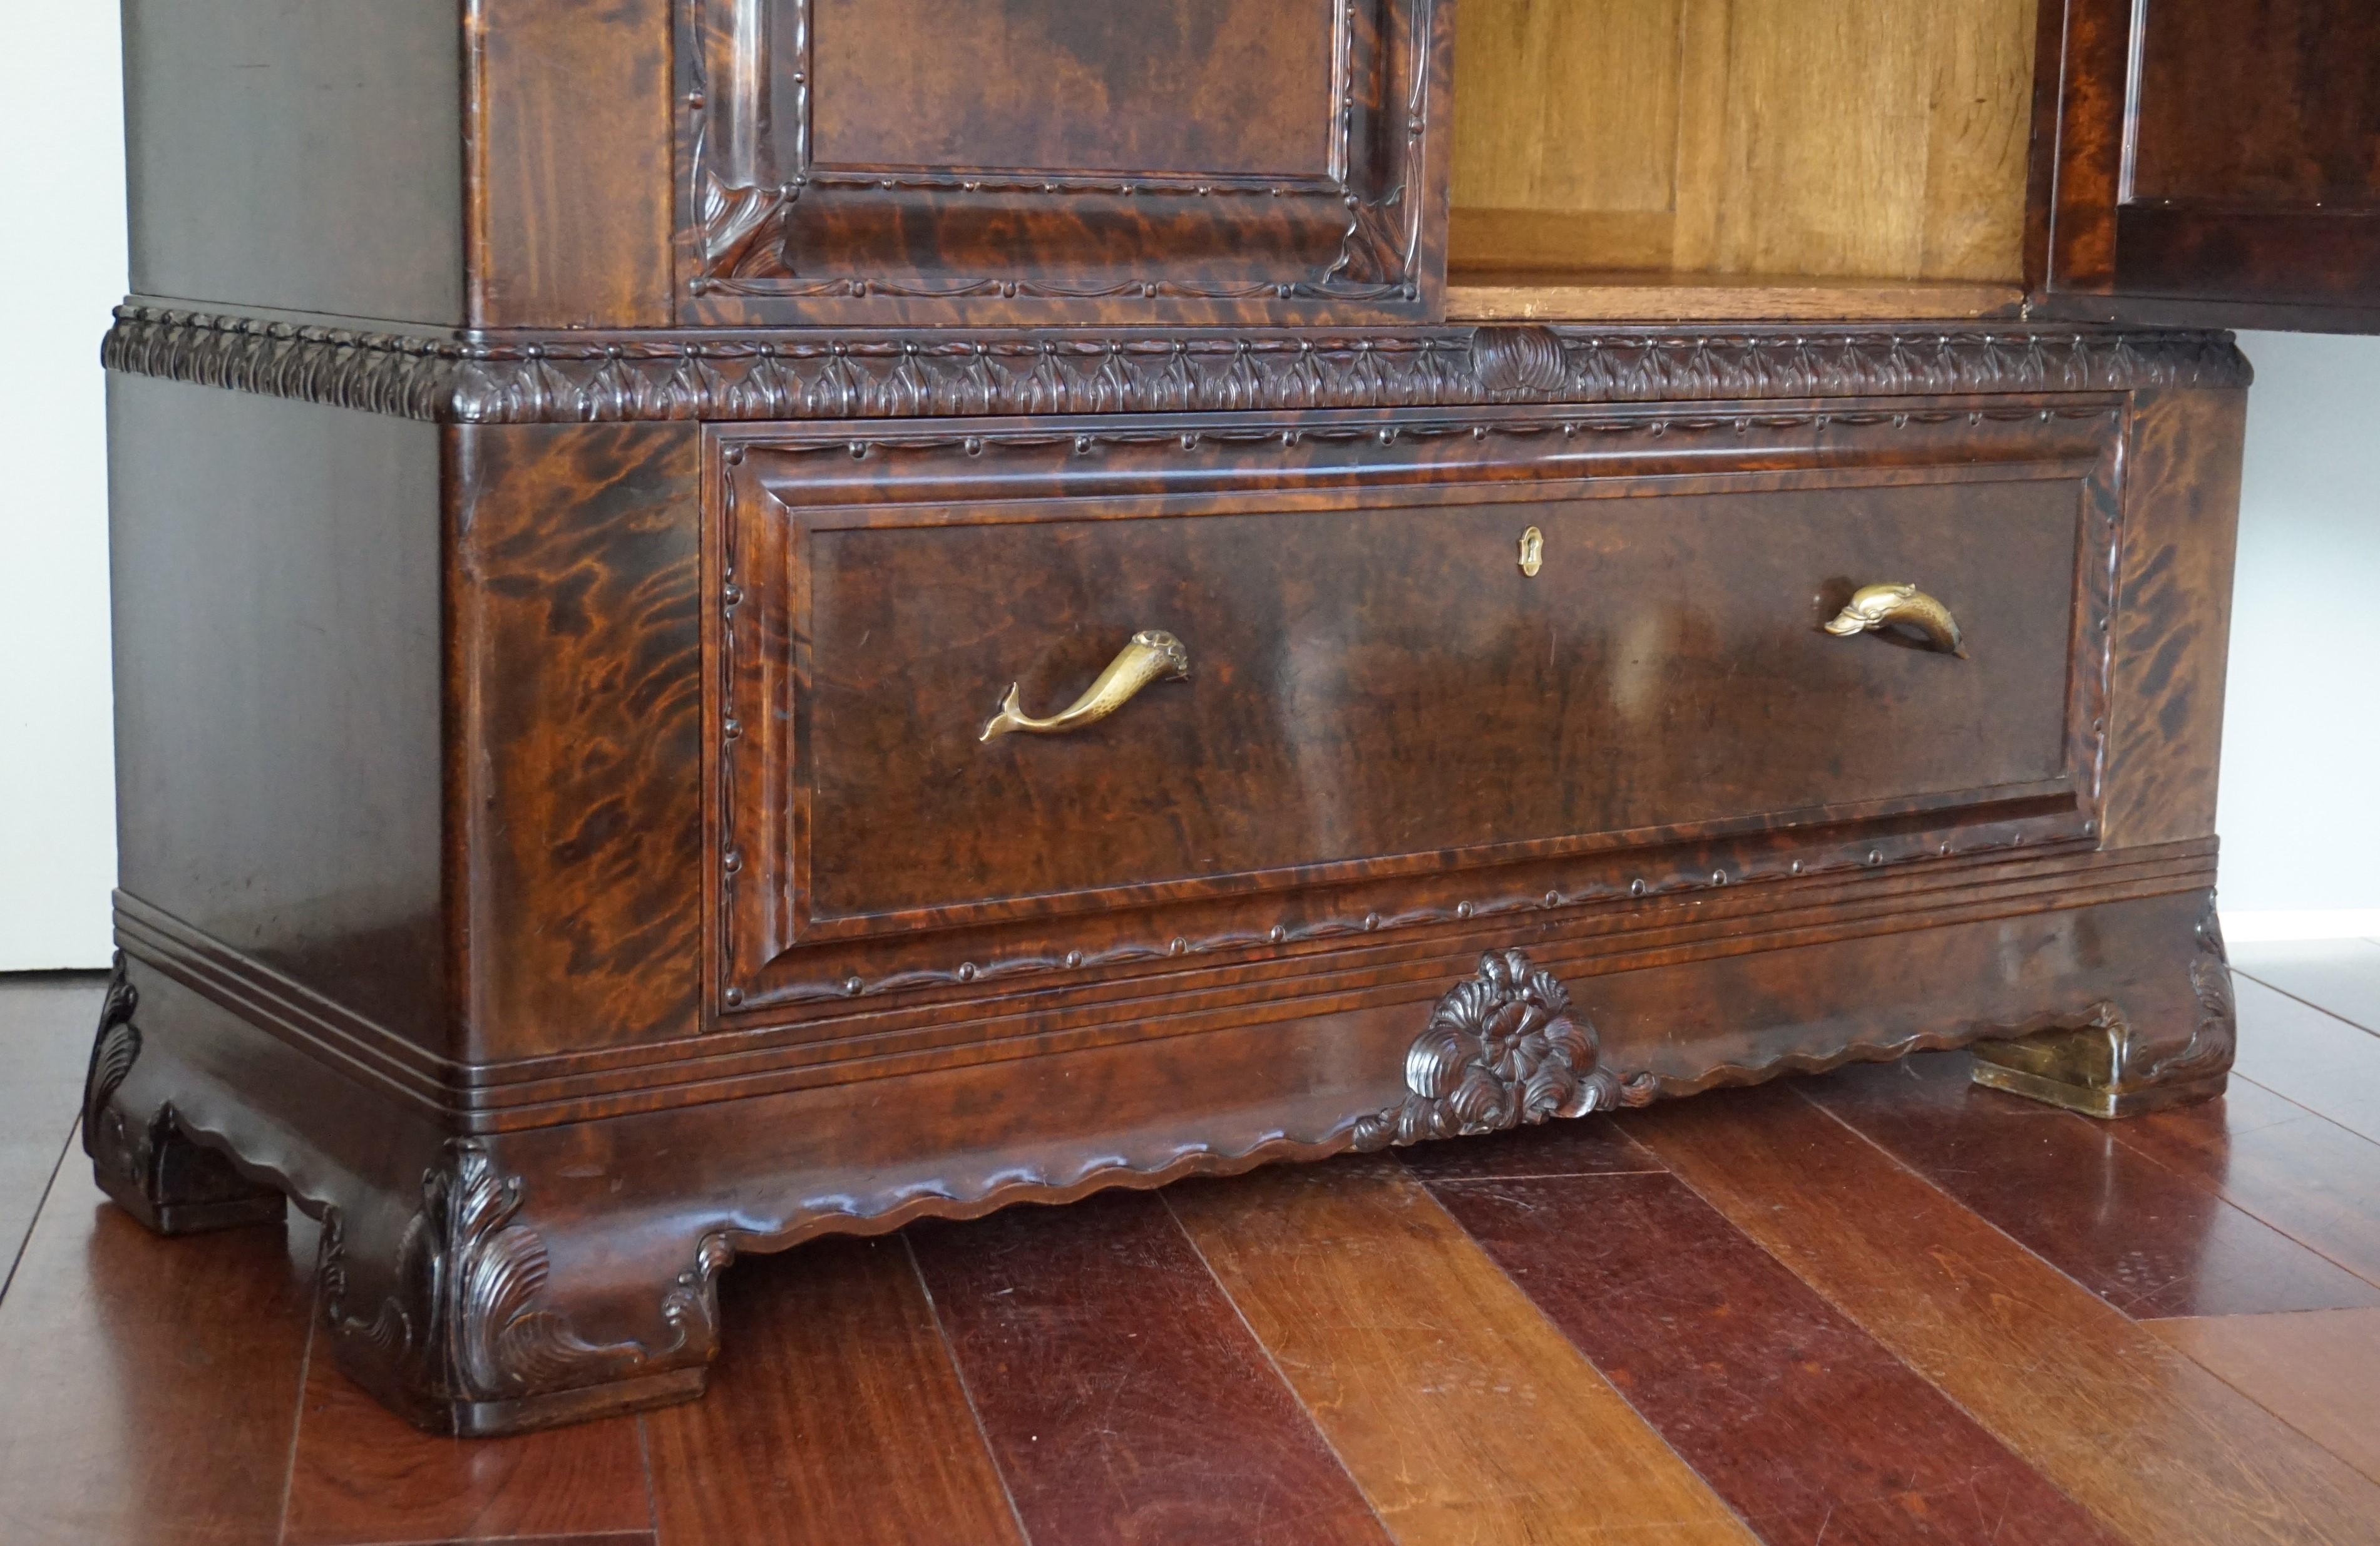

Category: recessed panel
[679, 0, 1444, 324]
[809, 0, 1335, 177]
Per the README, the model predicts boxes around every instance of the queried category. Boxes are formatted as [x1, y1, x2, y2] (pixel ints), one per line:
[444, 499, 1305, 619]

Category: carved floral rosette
[1354, 950, 1641, 1151]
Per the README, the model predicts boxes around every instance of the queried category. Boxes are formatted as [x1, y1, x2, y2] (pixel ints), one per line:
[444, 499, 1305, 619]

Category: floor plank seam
[1154, 1187, 1401, 1545]
[897, 1230, 1035, 1546]
[633, 1413, 662, 1546]
[2230, 968, 2380, 1040]
[2167, 1344, 2367, 1480]
[0, 1117, 79, 1308]
[275, 1265, 320, 1546]
[2093, 1077, 2380, 1298]
[1668, 1085, 2141, 1540]
[1403, 1167, 1772, 1546]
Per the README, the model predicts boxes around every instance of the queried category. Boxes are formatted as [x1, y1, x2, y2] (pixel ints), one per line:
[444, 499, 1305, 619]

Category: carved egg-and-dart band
[980, 629, 1193, 742]
[1824, 582, 1966, 657]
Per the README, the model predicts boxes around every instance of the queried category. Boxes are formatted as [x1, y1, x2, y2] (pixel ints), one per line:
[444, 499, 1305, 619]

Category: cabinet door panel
[2040, 0, 2380, 327]
[679, 0, 1447, 326]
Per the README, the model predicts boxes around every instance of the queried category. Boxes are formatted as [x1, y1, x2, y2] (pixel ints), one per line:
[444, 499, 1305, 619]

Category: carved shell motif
[80, 952, 143, 1174]
[407, 1140, 654, 1400]
[2163, 893, 2239, 1085]
[324, 1139, 735, 1406]
[1353, 950, 1636, 1152]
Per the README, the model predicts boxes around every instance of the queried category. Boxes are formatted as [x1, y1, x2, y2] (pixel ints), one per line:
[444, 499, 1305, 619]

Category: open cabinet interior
[1447, 0, 2041, 321]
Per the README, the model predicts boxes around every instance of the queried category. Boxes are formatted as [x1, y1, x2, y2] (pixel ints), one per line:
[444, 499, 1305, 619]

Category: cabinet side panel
[450, 423, 704, 1060]
[473, 0, 675, 328]
[2100, 387, 2249, 849]
[107, 377, 447, 1051]
[123, 0, 464, 324]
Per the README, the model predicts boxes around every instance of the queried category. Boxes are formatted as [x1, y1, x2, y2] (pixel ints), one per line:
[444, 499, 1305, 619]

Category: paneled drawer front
[717, 402, 2122, 1015]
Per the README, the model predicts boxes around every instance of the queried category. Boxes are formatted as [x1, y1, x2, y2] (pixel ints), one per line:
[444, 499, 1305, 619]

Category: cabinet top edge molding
[99, 304, 2253, 426]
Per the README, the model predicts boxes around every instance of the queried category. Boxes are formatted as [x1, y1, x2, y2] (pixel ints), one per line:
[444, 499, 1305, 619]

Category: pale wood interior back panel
[1450, 0, 2037, 284]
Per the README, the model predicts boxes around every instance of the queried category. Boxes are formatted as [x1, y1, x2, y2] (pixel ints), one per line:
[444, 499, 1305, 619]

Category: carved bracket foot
[1969, 893, 2235, 1117]
[83, 953, 287, 1234]
[319, 1138, 734, 1436]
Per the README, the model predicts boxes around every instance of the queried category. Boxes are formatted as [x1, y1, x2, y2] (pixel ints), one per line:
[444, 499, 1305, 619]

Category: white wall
[2218, 332, 2380, 937]
[2, 13, 2376, 963]
[1, 0, 123, 970]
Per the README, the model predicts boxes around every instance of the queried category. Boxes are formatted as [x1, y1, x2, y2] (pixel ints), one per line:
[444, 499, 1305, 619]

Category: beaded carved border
[100, 305, 2254, 426]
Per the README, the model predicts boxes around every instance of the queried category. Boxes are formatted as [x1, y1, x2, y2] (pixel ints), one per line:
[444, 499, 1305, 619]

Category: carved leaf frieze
[101, 305, 2254, 426]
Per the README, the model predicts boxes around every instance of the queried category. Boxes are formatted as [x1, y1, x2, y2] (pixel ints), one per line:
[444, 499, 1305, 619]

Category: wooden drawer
[716, 401, 2122, 1016]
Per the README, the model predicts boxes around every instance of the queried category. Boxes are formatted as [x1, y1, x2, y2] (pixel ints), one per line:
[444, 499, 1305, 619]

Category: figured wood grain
[2230, 976, 2380, 1145]
[908, 1190, 1392, 1546]
[0, 1164, 311, 1545]
[1430, 1168, 2127, 1546]
[644, 1239, 1022, 1546]
[449, 422, 704, 1059]
[1803, 1053, 2380, 1318]
[2098, 388, 2250, 851]
[811, 0, 1333, 176]
[2036, 0, 2128, 292]
[1449, 0, 2034, 284]
[2150, 1309, 2380, 1487]
[473, 0, 674, 327]
[1169, 1158, 1758, 1545]
[281, 1318, 654, 1545]
[786, 454, 2088, 923]
[1626, 1083, 2380, 1546]
[2106, 1073, 2380, 1291]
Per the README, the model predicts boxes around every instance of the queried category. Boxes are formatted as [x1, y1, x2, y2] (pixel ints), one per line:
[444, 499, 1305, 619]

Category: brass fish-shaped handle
[980, 629, 1192, 742]
[1823, 583, 1966, 657]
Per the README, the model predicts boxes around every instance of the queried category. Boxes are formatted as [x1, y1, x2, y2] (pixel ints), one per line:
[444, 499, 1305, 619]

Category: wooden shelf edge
[1445, 278, 2030, 324]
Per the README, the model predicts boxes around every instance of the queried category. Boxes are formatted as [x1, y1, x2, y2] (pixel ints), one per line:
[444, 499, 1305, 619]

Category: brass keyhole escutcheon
[1517, 525, 1544, 577]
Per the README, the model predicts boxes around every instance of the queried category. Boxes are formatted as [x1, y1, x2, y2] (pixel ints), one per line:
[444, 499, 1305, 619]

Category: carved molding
[323, 1140, 730, 1405]
[116, 836, 2223, 1129]
[101, 305, 2255, 426]
[1353, 951, 1654, 1150]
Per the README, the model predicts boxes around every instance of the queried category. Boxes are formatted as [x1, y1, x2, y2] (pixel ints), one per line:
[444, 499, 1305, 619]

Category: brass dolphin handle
[1824, 583, 1966, 658]
[980, 629, 1192, 742]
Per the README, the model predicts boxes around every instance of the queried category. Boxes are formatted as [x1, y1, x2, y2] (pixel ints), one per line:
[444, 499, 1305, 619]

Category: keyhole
[1517, 525, 1544, 577]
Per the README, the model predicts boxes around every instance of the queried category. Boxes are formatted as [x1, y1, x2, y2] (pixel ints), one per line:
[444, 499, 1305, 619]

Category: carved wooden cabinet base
[93, 0, 2302, 1437]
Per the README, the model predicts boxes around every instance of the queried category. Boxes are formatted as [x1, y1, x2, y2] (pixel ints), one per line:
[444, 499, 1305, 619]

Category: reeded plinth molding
[100, 304, 2254, 426]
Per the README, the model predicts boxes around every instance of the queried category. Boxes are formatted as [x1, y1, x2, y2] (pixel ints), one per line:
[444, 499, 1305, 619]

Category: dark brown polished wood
[92, 0, 2342, 1435]
[2034, 0, 2380, 330]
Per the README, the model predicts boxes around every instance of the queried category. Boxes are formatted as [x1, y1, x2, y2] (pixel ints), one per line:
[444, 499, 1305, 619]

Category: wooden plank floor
[6, 941, 2380, 1545]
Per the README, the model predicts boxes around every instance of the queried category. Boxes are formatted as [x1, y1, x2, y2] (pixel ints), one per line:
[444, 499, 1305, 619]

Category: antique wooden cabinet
[92, 0, 2374, 1433]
